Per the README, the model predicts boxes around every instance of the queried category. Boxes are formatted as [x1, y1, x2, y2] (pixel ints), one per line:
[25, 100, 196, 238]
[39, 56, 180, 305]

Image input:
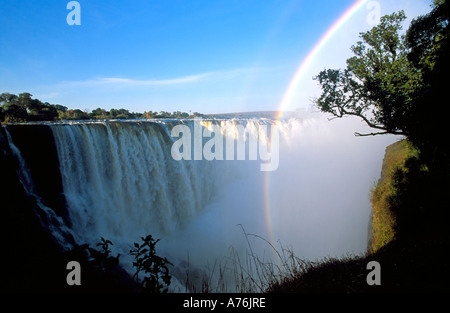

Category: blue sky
[0, 0, 431, 114]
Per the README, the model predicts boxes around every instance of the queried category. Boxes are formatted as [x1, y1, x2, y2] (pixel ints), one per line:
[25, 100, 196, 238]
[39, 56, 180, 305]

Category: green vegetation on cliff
[268, 139, 449, 293]
[369, 140, 418, 253]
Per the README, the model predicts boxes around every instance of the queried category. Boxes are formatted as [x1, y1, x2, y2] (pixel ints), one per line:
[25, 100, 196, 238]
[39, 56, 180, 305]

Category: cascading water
[51, 121, 217, 241]
[50, 119, 268, 242]
[1, 112, 399, 292]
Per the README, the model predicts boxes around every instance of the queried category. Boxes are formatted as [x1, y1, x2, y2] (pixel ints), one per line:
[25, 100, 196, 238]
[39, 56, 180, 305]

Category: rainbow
[263, 0, 369, 248]
[276, 0, 369, 120]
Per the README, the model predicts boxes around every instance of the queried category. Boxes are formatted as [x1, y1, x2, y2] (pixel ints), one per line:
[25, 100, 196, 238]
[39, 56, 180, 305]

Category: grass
[368, 139, 416, 253]
[177, 226, 375, 293]
[264, 139, 450, 293]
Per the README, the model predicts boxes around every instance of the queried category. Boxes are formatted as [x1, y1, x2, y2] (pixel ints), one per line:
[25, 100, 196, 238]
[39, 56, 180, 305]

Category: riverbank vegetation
[0, 92, 205, 123]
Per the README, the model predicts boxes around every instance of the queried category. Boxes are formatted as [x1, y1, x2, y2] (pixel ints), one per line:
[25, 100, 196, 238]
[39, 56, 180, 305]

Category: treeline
[0, 92, 205, 123]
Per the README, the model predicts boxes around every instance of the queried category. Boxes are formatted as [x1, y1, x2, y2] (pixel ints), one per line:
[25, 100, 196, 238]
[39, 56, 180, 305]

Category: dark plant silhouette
[129, 234, 173, 293]
[88, 237, 120, 274]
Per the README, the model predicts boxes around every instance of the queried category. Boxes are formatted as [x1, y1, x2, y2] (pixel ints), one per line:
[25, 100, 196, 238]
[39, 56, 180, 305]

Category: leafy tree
[0, 92, 60, 122]
[314, 11, 421, 137]
[53, 104, 68, 113]
[191, 112, 205, 118]
[16, 92, 33, 109]
[90, 108, 108, 119]
[155, 111, 169, 118]
[28, 101, 59, 121]
[315, 1, 450, 245]
[404, 0, 450, 170]
[0, 92, 27, 122]
[1, 102, 28, 122]
[0, 92, 18, 104]
[64, 109, 90, 120]
[315, 1, 449, 151]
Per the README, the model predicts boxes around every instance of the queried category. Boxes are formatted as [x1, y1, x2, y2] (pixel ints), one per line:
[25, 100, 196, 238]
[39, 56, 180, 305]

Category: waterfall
[48, 119, 281, 247]
[1, 114, 398, 291]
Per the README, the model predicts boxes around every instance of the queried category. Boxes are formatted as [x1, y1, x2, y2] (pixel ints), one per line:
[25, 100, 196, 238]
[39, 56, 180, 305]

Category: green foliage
[316, 1, 450, 245]
[407, 0, 449, 72]
[404, 0, 450, 172]
[0, 92, 203, 122]
[369, 140, 419, 252]
[129, 235, 173, 293]
[315, 1, 450, 172]
[371, 136, 447, 244]
[314, 11, 421, 137]
[0, 92, 63, 122]
[1, 102, 28, 122]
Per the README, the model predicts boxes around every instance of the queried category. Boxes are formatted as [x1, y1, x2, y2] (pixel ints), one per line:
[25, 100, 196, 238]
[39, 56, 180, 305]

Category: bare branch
[328, 105, 406, 137]
[355, 131, 391, 137]
[338, 107, 392, 132]
[327, 116, 341, 121]
[355, 130, 405, 137]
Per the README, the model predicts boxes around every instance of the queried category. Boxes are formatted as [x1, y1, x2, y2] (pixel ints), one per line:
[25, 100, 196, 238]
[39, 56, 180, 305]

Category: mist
[42, 114, 399, 291]
[155, 112, 399, 290]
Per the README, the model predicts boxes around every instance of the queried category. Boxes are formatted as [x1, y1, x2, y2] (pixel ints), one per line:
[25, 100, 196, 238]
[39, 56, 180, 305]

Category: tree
[1, 102, 28, 122]
[64, 109, 90, 120]
[53, 104, 68, 120]
[143, 111, 155, 119]
[404, 0, 450, 169]
[27, 101, 59, 121]
[91, 107, 108, 119]
[314, 1, 450, 241]
[314, 11, 421, 137]
[0, 93, 27, 122]
[191, 112, 205, 118]
[0, 92, 60, 122]
[0, 93, 18, 104]
[53, 104, 68, 113]
[16, 92, 33, 109]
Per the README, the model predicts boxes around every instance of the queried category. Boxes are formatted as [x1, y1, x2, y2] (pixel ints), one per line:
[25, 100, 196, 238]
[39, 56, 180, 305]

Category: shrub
[129, 235, 173, 293]
[88, 237, 120, 274]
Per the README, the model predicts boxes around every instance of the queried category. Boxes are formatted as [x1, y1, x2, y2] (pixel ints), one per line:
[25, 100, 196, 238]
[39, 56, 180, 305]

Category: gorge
[0, 113, 397, 292]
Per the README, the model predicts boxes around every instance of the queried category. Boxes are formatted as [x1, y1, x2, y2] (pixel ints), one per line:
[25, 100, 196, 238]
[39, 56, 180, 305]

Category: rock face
[4, 124, 68, 220]
[0, 126, 64, 292]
